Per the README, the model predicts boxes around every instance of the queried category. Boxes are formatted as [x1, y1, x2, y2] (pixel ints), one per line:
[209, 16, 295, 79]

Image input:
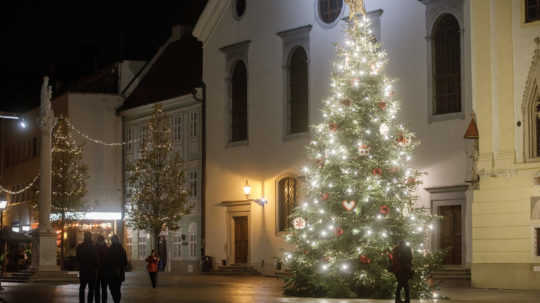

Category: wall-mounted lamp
[0, 200, 7, 210]
[255, 197, 268, 206]
[243, 180, 251, 200]
[19, 119, 27, 129]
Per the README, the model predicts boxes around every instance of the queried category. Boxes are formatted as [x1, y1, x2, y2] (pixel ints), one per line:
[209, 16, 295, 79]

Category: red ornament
[341, 98, 352, 107]
[380, 205, 390, 215]
[358, 144, 370, 156]
[322, 193, 329, 200]
[316, 159, 325, 168]
[329, 123, 338, 132]
[372, 168, 383, 176]
[359, 255, 371, 264]
[342, 200, 356, 211]
[377, 101, 387, 110]
[335, 227, 344, 237]
[390, 166, 400, 174]
[396, 134, 409, 146]
[406, 177, 416, 185]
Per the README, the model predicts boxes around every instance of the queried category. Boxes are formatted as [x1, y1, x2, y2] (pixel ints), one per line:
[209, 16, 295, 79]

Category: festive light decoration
[125, 105, 192, 250]
[293, 217, 307, 230]
[283, 12, 442, 300]
[0, 174, 40, 195]
[51, 117, 90, 269]
[65, 117, 138, 147]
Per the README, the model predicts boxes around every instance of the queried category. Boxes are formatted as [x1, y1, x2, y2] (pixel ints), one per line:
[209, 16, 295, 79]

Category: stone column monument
[34, 76, 59, 272]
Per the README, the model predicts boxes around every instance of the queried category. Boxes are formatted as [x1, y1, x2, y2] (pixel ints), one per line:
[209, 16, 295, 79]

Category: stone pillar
[35, 76, 58, 272]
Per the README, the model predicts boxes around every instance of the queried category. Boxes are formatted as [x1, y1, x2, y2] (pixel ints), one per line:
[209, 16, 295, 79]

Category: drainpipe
[192, 82, 206, 257]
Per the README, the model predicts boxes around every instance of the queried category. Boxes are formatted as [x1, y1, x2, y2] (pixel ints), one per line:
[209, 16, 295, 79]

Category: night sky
[0, 1, 206, 113]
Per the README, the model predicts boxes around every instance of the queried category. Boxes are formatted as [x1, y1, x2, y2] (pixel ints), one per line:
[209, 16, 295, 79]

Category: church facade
[194, 0, 474, 275]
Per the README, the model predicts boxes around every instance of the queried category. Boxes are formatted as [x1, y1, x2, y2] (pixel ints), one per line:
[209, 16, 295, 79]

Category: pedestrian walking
[390, 240, 413, 303]
[104, 235, 127, 303]
[76, 231, 98, 303]
[145, 250, 159, 288]
[95, 235, 108, 303]
[158, 237, 167, 272]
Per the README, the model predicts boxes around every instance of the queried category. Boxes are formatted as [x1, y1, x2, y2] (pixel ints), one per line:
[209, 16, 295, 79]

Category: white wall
[203, 0, 472, 271]
[68, 93, 123, 212]
[512, 0, 540, 163]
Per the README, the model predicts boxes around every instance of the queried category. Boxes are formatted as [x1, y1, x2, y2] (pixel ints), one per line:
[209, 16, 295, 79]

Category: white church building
[194, 0, 474, 275]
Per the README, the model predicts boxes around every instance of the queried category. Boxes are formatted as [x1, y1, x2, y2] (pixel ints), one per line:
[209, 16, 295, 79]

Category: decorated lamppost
[34, 76, 59, 272]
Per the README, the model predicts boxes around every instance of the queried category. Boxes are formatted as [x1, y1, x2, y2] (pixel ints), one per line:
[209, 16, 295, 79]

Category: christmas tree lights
[283, 14, 443, 299]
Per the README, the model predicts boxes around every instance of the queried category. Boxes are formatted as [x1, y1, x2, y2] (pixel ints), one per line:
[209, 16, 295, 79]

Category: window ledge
[429, 111, 465, 123]
[283, 131, 309, 142]
[226, 140, 249, 148]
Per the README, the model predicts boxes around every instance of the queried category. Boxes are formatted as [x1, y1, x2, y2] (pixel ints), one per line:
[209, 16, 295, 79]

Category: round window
[235, 0, 246, 19]
[318, 0, 343, 24]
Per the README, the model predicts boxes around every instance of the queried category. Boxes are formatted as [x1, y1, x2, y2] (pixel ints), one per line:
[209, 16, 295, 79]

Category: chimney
[171, 25, 187, 41]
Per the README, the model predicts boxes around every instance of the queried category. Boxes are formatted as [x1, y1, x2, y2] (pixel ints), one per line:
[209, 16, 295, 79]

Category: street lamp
[0, 198, 6, 229]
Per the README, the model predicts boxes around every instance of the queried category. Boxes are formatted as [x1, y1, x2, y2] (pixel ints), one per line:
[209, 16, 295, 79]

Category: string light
[65, 118, 138, 147]
[0, 174, 40, 195]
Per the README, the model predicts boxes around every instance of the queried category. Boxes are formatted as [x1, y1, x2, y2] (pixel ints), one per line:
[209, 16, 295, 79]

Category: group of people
[76, 232, 127, 303]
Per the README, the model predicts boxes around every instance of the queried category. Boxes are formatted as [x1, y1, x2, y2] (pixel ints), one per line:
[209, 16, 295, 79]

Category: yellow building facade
[471, 0, 540, 289]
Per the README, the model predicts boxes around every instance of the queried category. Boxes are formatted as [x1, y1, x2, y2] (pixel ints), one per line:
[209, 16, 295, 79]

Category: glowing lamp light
[0, 200, 7, 210]
[12, 226, 20, 233]
[22, 225, 31, 232]
[19, 119, 27, 129]
[243, 180, 251, 199]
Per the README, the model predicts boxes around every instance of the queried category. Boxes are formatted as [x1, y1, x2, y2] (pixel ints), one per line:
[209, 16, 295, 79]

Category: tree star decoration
[345, 0, 367, 18]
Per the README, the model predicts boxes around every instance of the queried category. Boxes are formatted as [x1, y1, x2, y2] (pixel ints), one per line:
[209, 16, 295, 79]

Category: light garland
[0, 174, 40, 195]
[64, 118, 138, 147]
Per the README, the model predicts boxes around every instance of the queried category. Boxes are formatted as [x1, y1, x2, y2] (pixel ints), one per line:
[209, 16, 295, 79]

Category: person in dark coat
[76, 231, 98, 303]
[95, 235, 108, 303]
[104, 235, 127, 303]
[145, 250, 159, 288]
[391, 240, 413, 303]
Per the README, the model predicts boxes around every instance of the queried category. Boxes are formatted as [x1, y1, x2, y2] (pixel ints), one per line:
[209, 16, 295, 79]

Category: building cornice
[193, 0, 231, 45]
[120, 94, 199, 121]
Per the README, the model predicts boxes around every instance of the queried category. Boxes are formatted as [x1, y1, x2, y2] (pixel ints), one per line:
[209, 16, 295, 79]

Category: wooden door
[439, 205, 462, 265]
[234, 216, 248, 264]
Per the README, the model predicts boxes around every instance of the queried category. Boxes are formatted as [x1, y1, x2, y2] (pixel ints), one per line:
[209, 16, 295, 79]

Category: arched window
[526, 0, 540, 23]
[278, 177, 297, 232]
[231, 61, 248, 142]
[522, 40, 540, 161]
[235, 0, 246, 19]
[432, 14, 461, 115]
[318, 0, 343, 24]
[288, 47, 309, 134]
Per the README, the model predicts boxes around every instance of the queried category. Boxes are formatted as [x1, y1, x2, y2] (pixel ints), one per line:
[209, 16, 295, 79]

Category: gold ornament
[345, 0, 366, 18]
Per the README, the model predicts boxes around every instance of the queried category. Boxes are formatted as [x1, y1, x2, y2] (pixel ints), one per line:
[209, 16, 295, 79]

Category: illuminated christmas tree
[126, 105, 192, 251]
[283, 9, 442, 299]
[51, 117, 89, 269]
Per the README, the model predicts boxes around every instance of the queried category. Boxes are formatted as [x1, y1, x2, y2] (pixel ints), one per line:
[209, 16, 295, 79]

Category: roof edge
[120, 25, 191, 101]
[193, 0, 230, 44]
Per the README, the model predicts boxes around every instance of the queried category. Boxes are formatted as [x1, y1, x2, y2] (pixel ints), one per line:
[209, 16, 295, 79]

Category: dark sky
[0, 1, 206, 113]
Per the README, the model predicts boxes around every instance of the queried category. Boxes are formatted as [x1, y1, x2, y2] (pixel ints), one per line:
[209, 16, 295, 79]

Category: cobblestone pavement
[0, 272, 539, 302]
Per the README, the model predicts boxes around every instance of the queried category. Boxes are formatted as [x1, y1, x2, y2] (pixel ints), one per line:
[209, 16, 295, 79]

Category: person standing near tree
[95, 235, 108, 303]
[77, 231, 98, 303]
[104, 235, 127, 303]
[391, 240, 413, 303]
[145, 250, 159, 288]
